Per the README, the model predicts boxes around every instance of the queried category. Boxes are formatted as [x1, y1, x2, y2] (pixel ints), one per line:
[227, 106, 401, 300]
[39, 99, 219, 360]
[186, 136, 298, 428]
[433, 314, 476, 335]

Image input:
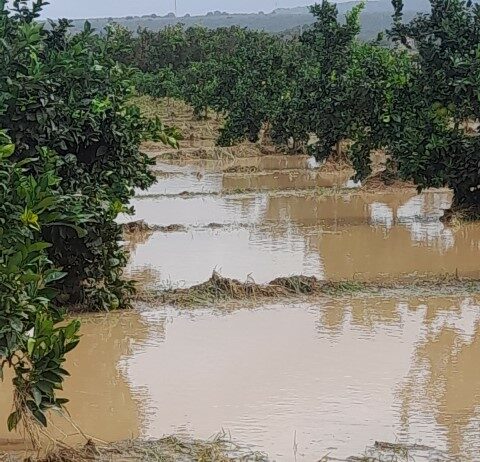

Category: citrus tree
[384, 0, 480, 217]
[276, 1, 365, 159]
[0, 0, 177, 310]
[0, 132, 81, 440]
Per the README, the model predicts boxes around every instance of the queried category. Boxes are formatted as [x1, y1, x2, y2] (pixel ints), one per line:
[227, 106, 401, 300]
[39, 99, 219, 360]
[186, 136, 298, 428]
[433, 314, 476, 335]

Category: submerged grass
[134, 185, 362, 200]
[136, 271, 480, 307]
[123, 220, 187, 234]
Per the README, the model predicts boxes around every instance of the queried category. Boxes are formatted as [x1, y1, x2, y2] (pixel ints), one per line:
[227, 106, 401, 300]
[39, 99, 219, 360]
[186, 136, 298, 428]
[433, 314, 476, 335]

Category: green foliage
[342, 42, 412, 180]
[274, 1, 366, 159]
[0, 131, 80, 436]
[0, 1, 178, 310]
[383, 0, 480, 215]
[135, 68, 183, 100]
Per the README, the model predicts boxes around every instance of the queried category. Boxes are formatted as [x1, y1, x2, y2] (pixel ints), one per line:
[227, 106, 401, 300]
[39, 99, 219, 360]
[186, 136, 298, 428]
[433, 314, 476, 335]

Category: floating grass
[16, 433, 268, 462]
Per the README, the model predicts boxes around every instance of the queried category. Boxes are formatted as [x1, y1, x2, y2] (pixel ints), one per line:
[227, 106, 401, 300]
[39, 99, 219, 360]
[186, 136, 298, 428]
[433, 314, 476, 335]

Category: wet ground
[2, 103, 480, 461]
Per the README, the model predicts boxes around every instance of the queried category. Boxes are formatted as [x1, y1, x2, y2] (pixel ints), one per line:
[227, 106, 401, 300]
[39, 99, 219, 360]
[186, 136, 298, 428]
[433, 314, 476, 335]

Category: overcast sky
[39, 0, 319, 19]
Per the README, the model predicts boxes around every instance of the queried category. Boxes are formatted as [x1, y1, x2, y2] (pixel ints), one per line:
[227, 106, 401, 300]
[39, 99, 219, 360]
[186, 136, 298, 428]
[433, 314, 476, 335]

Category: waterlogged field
[2, 101, 480, 461]
[124, 186, 480, 288]
[1, 298, 480, 460]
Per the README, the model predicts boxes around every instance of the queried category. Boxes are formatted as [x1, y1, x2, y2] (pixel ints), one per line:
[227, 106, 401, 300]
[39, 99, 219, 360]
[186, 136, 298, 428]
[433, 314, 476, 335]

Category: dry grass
[14, 434, 268, 462]
[321, 156, 354, 174]
[2, 438, 450, 462]
[134, 96, 281, 161]
[362, 171, 415, 191]
[135, 271, 480, 307]
[222, 165, 260, 174]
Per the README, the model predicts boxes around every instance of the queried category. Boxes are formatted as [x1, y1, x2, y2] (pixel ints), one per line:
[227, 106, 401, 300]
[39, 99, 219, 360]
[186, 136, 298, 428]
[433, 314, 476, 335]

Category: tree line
[122, 0, 480, 218]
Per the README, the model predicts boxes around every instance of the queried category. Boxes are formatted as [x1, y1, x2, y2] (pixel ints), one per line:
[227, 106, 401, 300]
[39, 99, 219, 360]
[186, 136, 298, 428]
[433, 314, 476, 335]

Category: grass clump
[135, 270, 480, 307]
[20, 434, 268, 462]
[153, 272, 368, 306]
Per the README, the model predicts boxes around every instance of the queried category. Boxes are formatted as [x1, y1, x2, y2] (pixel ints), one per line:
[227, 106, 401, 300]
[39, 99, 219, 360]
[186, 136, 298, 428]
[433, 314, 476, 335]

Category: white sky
[39, 0, 326, 19]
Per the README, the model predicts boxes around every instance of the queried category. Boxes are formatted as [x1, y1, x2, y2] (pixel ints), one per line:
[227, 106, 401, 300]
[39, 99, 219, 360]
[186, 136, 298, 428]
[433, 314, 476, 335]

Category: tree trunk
[335, 141, 342, 159]
[443, 187, 480, 221]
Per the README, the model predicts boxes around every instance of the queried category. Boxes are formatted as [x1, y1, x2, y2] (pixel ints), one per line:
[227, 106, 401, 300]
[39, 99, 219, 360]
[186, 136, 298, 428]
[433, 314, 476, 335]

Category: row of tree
[126, 0, 480, 218]
[0, 0, 177, 438]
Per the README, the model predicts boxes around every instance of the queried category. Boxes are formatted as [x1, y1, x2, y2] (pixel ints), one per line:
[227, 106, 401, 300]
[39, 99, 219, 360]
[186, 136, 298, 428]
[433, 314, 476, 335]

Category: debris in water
[136, 271, 480, 307]
[123, 221, 187, 234]
[16, 434, 268, 462]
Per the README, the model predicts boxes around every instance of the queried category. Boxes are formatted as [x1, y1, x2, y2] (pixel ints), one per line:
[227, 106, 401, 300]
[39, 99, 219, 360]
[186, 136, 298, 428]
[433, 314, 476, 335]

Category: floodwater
[2, 296, 480, 460]
[3, 154, 480, 461]
[124, 185, 480, 287]
[140, 159, 351, 196]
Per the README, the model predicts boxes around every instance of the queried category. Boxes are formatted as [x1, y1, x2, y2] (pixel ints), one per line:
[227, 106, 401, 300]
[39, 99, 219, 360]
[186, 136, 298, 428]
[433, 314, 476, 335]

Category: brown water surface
[222, 170, 351, 192]
[1, 297, 480, 460]
[124, 190, 480, 286]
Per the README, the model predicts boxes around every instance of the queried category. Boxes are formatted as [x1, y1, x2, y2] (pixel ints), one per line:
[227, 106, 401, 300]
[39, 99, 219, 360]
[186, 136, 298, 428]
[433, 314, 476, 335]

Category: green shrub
[0, 1, 177, 310]
[0, 131, 80, 440]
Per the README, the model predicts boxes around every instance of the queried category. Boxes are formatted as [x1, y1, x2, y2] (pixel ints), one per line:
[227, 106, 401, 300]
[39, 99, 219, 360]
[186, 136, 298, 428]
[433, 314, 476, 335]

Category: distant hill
[64, 1, 431, 40]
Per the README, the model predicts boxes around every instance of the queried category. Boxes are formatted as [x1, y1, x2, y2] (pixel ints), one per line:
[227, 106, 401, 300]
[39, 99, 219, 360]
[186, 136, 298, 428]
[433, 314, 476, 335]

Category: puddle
[144, 158, 351, 196]
[127, 227, 323, 288]
[122, 195, 265, 226]
[124, 190, 480, 286]
[2, 296, 480, 460]
[138, 172, 223, 196]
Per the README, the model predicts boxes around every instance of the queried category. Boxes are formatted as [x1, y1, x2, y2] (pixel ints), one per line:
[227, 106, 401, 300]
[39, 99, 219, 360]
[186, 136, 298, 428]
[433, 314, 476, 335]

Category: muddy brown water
[141, 159, 351, 196]
[1, 296, 480, 460]
[124, 189, 480, 287]
[2, 156, 480, 461]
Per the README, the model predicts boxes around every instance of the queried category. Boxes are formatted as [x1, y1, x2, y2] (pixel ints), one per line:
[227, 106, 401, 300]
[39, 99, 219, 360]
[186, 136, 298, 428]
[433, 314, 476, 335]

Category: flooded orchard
[2, 297, 480, 460]
[3, 101, 480, 461]
[3, 2, 480, 460]
[124, 166, 480, 287]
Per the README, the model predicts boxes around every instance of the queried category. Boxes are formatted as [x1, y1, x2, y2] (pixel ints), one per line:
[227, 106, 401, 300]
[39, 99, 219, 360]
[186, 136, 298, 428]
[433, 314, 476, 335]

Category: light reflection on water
[2, 297, 479, 460]
[125, 190, 480, 287]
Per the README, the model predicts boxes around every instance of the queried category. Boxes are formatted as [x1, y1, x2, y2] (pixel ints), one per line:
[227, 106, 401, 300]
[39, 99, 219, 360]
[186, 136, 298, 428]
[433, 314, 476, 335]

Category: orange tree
[0, 0, 177, 310]
[0, 132, 81, 437]
[382, 0, 480, 217]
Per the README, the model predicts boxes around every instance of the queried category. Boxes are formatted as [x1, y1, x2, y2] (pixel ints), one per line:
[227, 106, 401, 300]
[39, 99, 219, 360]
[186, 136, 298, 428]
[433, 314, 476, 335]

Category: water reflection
[125, 190, 480, 286]
[1, 297, 479, 460]
[0, 311, 156, 445]
[398, 298, 480, 459]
